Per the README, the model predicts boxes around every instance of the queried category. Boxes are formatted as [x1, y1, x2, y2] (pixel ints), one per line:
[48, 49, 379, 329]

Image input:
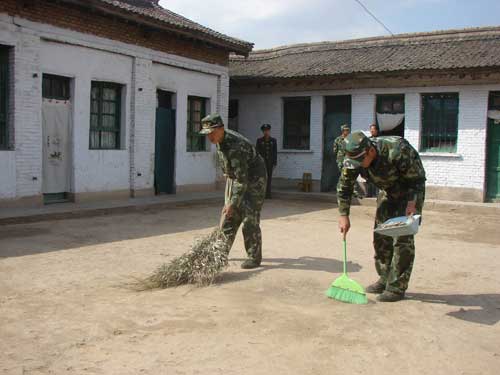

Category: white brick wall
[232, 84, 500, 198]
[0, 14, 230, 203]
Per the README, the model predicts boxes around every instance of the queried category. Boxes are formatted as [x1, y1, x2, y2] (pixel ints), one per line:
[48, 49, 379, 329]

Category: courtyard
[0, 200, 499, 375]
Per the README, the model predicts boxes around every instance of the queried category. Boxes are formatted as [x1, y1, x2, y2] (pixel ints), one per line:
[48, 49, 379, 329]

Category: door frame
[485, 91, 500, 202]
[41, 73, 74, 203]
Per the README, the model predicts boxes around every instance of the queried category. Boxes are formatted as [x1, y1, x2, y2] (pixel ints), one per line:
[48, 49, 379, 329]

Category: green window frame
[0, 47, 10, 150]
[283, 97, 310, 150]
[90, 81, 122, 150]
[187, 96, 207, 152]
[421, 93, 459, 153]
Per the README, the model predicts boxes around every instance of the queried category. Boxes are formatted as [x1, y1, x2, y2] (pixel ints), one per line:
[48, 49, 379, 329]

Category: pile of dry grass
[132, 229, 230, 290]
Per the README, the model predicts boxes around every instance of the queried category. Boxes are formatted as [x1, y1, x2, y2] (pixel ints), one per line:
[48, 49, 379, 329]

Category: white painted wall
[232, 84, 500, 196]
[152, 63, 219, 188]
[0, 13, 230, 203]
[40, 40, 133, 193]
[0, 151, 16, 198]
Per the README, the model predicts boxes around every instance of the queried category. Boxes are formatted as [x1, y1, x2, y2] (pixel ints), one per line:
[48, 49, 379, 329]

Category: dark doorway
[376, 94, 405, 137]
[154, 90, 176, 194]
[228, 99, 239, 131]
[321, 95, 351, 192]
[486, 91, 500, 202]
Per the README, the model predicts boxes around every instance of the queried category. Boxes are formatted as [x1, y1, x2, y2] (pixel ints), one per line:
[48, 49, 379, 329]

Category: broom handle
[342, 233, 347, 275]
[220, 178, 233, 229]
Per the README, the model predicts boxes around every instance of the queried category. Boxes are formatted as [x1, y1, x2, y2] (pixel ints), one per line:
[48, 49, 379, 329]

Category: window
[43, 74, 70, 100]
[187, 96, 207, 152]
[376, 94, 405, 137]
[283, 97, 310, 150]
[0, 47, 10, 149]
[421, 93, 459, 153]
[90, 81, 122, 150]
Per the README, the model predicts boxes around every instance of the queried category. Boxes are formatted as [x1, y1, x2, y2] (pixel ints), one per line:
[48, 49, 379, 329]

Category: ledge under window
[278, 149, 314, 154]
[419, 152, 462, 158]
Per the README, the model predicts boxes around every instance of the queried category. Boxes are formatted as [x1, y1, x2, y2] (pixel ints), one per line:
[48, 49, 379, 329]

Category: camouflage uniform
[332, 135, 347, 170]
[217, 129, 267, 263]
[256, 134, 277, 198]
[338, 134, 426, 294]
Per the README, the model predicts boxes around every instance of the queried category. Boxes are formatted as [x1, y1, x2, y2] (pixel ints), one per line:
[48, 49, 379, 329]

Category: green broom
[326, 233, 368, 304]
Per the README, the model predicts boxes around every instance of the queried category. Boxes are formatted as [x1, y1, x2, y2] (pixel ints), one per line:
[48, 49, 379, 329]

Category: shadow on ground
[0, 201, 334, 258]
[407, 292, 500, 326]
[219, 256, 362, 284]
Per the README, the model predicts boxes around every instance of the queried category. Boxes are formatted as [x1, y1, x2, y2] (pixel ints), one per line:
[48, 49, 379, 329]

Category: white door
[42, 98, 71, 194]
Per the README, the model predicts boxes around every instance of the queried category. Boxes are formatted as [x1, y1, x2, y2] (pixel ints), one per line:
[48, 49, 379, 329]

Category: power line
[353, 0, 394, 36]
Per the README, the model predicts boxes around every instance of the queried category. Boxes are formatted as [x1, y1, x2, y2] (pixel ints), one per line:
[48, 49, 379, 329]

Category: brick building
[0, 0, 252, 207]
[230, 27, 500, 202]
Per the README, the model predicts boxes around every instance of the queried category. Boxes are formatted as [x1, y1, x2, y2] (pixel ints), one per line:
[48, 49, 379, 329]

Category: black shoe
[365, 281, 386, 294]
[241, 259, 261, 269]
[376, 291, 405, 302]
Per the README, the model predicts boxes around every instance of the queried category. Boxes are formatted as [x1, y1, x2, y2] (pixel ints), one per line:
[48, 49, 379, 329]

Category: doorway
[486, 91, 500, 202]
[154, 90, 176, 194]
[375, 94, 405, 137]
[41, 74, 72, 204]
[321, 95, 351, 192]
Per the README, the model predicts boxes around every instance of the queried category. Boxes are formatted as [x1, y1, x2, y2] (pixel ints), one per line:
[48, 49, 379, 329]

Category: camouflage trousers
[220, 176, 267, 262]
[373, 190, 425, 293]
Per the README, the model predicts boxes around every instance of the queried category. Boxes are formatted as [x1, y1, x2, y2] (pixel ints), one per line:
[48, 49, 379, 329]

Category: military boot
[365, 280, 386, 294]
[376, 290, 405, 302]
[241, 258, 261, 269]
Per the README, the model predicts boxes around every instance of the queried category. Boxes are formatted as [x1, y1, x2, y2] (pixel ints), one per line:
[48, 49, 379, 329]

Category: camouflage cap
[341, 124, 351, 131]
[199, 113, 224, 135]
[343, 131, 373, 168]
[261, 123, 271, 131]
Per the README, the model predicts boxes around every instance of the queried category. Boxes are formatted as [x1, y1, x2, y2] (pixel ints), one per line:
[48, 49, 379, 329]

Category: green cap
[199, 113, 224, 135]
[341, 124, 350, 131]
[343, 131, 373, 169]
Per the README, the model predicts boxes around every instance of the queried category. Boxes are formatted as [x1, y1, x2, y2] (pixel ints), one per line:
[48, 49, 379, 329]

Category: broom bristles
[131, 228, 230, 290]
[326, 286, 368, 305]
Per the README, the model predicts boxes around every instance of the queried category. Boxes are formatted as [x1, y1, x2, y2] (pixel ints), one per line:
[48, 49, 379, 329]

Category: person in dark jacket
[256, 124, 277, 199]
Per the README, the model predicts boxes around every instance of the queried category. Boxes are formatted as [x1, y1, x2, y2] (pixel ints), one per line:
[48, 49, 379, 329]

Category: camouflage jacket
[333, 136, 346, 168]
[337, 136, 426, 216]
[217, 129, 267, 207]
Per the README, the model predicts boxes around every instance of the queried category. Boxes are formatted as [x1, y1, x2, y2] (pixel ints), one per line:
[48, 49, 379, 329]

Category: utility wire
[353, 0, 394, 36]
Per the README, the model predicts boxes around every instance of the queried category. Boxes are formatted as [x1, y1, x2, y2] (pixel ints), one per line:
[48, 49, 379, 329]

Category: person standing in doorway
[256, 124, 277, 199]
[370, 123, 380, 139]
[333, 124, 351, 171]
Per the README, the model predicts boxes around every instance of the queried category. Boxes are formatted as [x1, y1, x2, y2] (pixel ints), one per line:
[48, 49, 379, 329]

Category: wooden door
[155, 105, 176, 194]
[321, 96, 351, 192]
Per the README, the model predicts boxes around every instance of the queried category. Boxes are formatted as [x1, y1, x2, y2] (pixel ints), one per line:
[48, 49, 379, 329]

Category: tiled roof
[229, 27, 500, 79]
[77, 0, 253, 54]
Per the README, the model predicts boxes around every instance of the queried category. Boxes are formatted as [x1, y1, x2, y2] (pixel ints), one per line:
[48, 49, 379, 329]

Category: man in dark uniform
[256, 124, 277, 199]
[337, 132, 426, 302]
[200, 113, 267, 269]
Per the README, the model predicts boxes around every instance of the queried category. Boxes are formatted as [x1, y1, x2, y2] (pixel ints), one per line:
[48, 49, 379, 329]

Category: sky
[160, 0, 500, 50]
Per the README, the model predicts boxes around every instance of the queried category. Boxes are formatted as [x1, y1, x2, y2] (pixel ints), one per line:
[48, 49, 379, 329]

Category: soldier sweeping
[200, 113, 267, 269]
[337, 132, 426, 302]
[256, 124, 277, 199]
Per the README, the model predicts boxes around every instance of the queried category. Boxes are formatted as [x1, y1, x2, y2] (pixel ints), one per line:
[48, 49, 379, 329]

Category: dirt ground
[1, 200, 499, 375]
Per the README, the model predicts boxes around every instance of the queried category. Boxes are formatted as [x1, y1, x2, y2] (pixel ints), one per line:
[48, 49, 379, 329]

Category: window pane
[421, 93, 458, 152]
[90, 130, 100, 149]
[187, 97, 207, 152]
[283, 97, 310, 150]
[101, 131, 116, 149]
[90, 82, 121, 149]
[103, 87, 117, 101]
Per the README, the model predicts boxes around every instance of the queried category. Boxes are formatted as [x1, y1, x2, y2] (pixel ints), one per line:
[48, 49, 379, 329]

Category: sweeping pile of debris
[133, 229, 230, 290]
